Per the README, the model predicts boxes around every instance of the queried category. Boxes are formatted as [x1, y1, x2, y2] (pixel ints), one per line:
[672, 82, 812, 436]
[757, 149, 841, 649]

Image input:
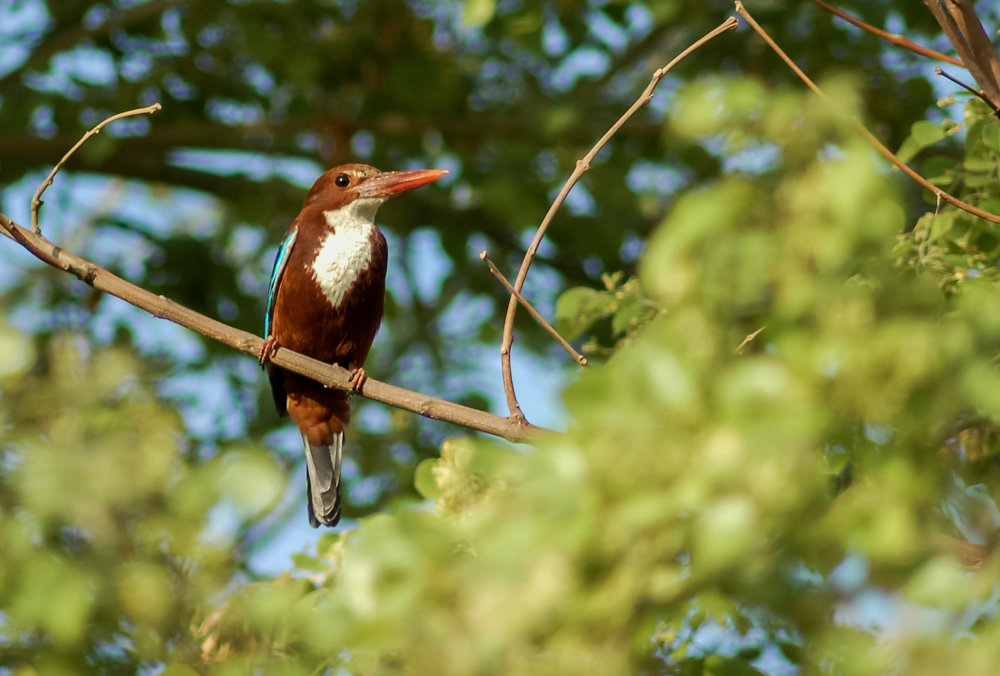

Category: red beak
[358, 169, 448, 199]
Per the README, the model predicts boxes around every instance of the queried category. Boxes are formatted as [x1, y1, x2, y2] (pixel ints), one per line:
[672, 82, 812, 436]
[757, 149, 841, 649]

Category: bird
[261, 163, 447, 527]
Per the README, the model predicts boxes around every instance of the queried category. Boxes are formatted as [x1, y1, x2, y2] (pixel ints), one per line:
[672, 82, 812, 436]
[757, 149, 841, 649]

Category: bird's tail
[302, 431, 343, 527]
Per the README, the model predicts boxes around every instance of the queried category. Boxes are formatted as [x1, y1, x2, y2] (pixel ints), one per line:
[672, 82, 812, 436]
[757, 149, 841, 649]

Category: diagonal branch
[735, 1, 1000, 226]
[497, 15, 741, 423]
[0, 214, 544, 444]
[480, 251, 588, 367]
[936, 66, 1000, 117]
[811, 0, 964, 67]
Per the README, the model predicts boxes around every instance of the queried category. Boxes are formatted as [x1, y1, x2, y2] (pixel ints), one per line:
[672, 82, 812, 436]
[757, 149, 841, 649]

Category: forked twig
[810, 0, 963, 67]
[498, 15, 740, 422]
[30, 103, 162, 233]
[734, 1, 1000, 226]
[480, 251, 588, 367]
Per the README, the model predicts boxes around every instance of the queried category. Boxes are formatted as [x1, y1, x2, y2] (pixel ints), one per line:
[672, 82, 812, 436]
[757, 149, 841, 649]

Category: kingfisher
[261, 163, 447, 527]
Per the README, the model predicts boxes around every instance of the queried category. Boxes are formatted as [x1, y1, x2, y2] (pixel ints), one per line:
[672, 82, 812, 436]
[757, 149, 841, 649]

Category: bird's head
[304, 164, 448, 221]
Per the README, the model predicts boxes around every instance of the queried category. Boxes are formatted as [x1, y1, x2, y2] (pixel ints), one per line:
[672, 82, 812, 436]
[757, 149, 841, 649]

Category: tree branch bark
[481, 250, 587, 367]
[0, 213, 545, 444]
[811, 0, 964, 67]
[923, 0, 1000, 118]
[736, 1, 1000, 226]
[496, 15, 740, 422]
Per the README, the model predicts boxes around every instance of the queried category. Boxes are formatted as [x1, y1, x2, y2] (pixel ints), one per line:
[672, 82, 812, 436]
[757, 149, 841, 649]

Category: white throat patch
[311, 197, 383, 309]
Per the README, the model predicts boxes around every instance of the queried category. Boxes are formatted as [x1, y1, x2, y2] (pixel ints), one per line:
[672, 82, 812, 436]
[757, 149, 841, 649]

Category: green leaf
[611, 297, 645, 336]
[291, 552, 327, 573]
[897, 121, 947, 163]
[0, 319, 35, 379]
[317, 532, 343, 557]
[964, 155, 994, 171]
[903, 556, 970, 608]
[928, 212, 955, 242]
[911, 120, 947, 147]
[982, 122, 1000, 154]
[414, 458, 443, 500]
[462, 0, 495, 27]
[555, 286, 614, 340]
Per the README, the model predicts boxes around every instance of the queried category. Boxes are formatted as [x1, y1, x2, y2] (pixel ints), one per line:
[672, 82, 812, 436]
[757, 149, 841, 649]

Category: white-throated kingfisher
[262, 163, 447, 527]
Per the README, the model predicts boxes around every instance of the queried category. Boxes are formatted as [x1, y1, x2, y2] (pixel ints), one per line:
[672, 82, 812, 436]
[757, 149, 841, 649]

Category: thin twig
[30, 103, 162, 233]
[0, 213, 546, 443]
[734, 1, 1000, 226]
[480, 251, 588, 367]
[497, 15, 740, 422]
[734, 326, 766, 355]
[935, 66, 1000, 117]
[810, 0, 963, 67]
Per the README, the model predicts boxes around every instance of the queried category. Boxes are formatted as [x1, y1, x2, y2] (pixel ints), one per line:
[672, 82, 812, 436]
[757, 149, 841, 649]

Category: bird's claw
[349, 367, 368, 393]
[259, 336, 278, 366]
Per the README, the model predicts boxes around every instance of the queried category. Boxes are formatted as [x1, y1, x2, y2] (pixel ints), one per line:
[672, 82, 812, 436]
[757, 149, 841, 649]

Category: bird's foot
[259, 336, 278, 366]
[349, 367, 368, 393]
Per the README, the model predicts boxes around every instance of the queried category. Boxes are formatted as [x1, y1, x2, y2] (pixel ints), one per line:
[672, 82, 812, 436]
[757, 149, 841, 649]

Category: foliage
[4, 0, 1000, 674]
[0, 326, 277, 671]
[0, 0, 949, 513]
[191, 79, 1000, 674]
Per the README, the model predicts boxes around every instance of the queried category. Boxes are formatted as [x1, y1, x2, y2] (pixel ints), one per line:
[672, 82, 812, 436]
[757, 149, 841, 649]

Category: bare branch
[735, 1, 1000, 226]
[498, 15, 740, 422]
[31, 103, 162, 234]
[0, 214, 545, 444]
[480, 251, 588, 367]
[734, 326, 766, 355]
[811, 0, 964, 67]
[923, 0, 1000, 117]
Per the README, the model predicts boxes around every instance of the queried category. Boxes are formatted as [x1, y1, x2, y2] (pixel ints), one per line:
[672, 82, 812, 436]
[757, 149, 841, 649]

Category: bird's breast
[310, 211, 380, 309]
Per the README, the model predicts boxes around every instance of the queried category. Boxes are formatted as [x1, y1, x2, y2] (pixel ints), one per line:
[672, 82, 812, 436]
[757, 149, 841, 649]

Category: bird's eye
[334, 174, 350, 188]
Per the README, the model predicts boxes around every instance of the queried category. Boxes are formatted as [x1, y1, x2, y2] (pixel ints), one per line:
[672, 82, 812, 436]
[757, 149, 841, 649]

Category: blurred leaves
[198, 78, 1000, 673]
[555, 272, 659, 354]
[0, 332, 249, 670]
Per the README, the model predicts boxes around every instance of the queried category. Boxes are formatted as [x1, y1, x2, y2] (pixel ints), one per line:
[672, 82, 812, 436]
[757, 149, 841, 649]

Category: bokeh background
[3, 1, 1000, 674]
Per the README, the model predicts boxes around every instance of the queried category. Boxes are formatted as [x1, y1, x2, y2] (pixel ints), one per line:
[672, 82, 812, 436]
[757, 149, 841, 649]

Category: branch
[810, 0, 964, 67]
[31, 103, 162, 233]
[932, 533, 992, 571]
[480, 251, 588, 367]
[734, 326, 766, 355]
[735, 1, 1000, 226]
[498, 15, 741, 422]
[13, 107, 543, 442]
[923, 0, 1000, 116]
[0, 214, 545, 444]
[935, 66, 1000, 117]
